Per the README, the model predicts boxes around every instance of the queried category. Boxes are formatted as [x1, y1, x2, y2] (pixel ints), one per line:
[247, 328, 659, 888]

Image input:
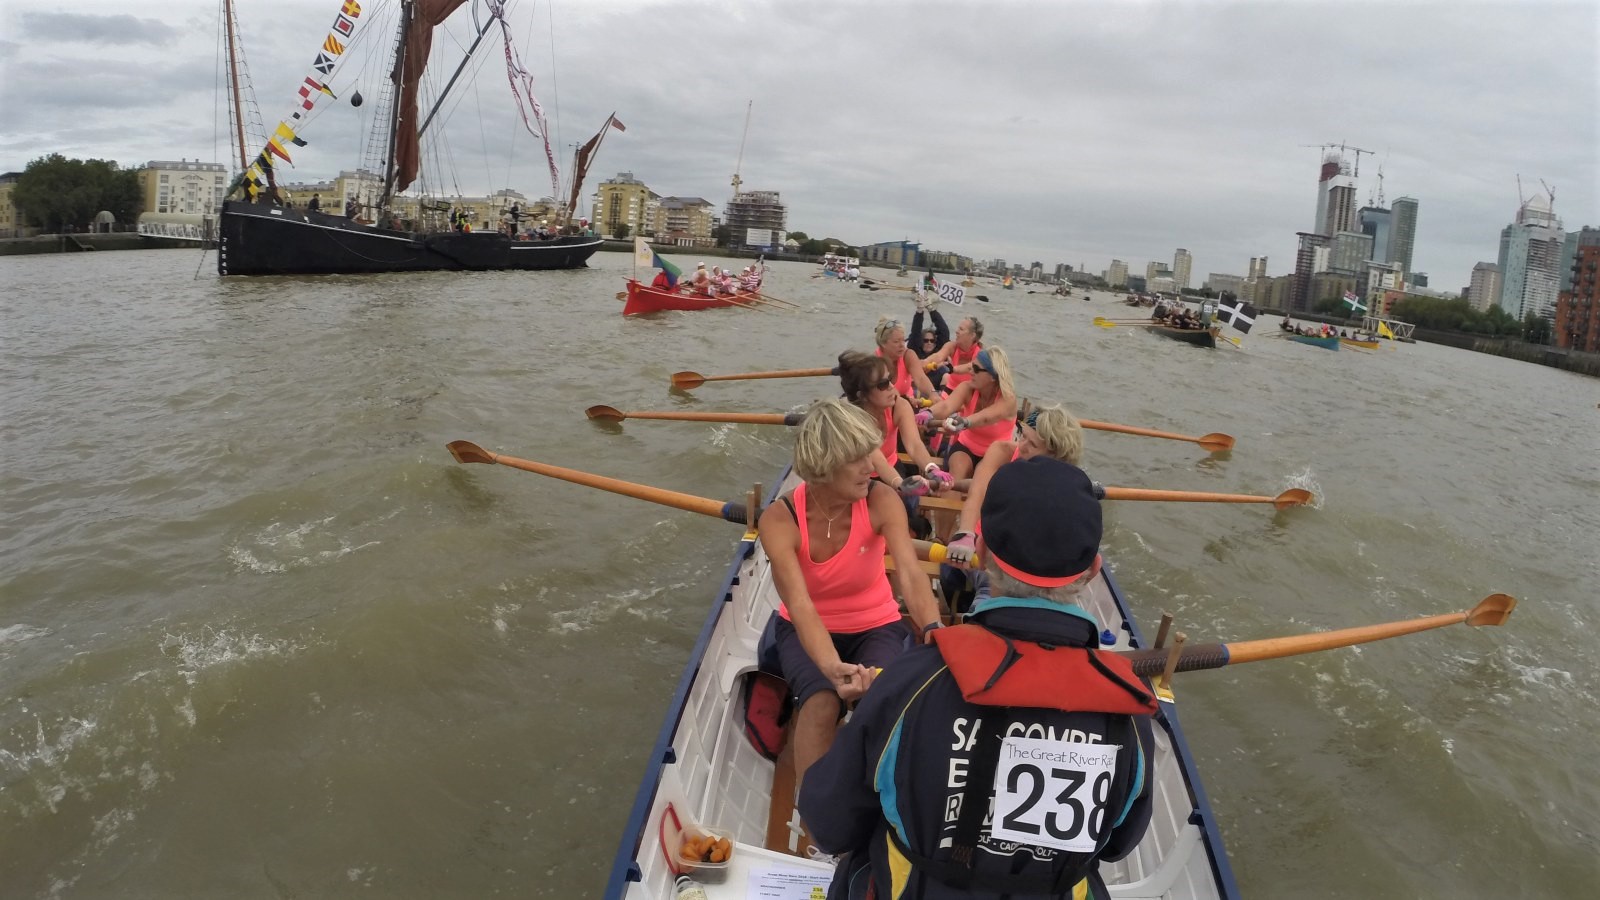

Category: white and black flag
[1216, 298, 1257, 333]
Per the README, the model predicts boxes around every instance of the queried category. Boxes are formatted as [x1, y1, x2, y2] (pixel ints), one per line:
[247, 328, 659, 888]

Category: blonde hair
[1023, 403, 1083, 465]
[874, 316, 905, 348]
[980, 346, 1016, 402]
[793, 398, 881, 482]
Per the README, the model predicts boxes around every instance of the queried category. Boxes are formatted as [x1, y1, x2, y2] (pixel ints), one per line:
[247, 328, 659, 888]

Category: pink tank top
[778, 483, 901, 633]
[947, 343, 983, 414]
[877, 403, 899, 466]
[956, 389, 1014, 459]
[876, 348, 913, 398]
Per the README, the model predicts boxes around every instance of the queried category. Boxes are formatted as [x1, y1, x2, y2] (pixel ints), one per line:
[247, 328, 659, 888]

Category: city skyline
[1, 1, 1594, 290]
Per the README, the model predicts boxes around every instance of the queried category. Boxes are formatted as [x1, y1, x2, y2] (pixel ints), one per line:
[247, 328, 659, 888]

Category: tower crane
[730, 100, 752, 198]
[1539, 178, 1555, 209]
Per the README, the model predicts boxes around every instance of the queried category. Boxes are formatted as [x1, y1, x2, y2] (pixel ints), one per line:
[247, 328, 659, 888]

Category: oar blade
[1273, 488, 1313, 510]
[1197, 432, 1236, 451]
[670, 371, 706, 389]
[1465, 594, 1517, 627]
[447, 440, 496, 465]
[584, 405, 625, 423]
[1271, 487, 1312, 508]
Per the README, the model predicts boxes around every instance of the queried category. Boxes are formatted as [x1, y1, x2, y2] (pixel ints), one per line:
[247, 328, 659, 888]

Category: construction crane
[1300, 141, 1374, 177]
[1539, 178, 1555, 210]
[730, 100, 752, 199]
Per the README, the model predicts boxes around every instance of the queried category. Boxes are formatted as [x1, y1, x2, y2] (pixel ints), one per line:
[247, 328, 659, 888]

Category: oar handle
[1100, 487, 1273, 504]
[704, 367, 836, 382]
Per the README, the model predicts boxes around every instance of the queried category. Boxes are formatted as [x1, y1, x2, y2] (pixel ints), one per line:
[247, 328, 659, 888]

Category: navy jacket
[798, 597, 1156, 900]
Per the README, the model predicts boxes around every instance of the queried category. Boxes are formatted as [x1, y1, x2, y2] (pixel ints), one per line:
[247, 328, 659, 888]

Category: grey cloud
[20, 12, 178, 46]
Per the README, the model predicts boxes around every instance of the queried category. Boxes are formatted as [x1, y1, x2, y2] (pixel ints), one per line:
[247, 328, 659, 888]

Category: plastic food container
[660, 805, 735, 883]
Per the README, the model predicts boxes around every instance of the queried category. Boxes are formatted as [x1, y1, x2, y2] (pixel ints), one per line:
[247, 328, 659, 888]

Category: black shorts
[773, 616, 913, 709]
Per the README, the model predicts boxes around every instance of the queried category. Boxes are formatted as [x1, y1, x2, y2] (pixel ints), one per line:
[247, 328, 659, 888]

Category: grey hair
[793, 397, 881, 482]
[983, 559, 1095, 606]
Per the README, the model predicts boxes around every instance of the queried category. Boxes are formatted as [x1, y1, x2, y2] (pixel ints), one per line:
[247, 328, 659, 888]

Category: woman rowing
[757, 398, 944, 786]
[942, 404, 1086, 608]
[836, 351, 952, 498]
[922, 347, 1019, 482]
[919, 315, 985, 402]
[872, 317, 937, 403]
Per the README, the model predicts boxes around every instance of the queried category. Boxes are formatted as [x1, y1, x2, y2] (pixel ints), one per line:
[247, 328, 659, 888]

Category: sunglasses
[872, 378, 894, 391]
[971, 365, 991, 376]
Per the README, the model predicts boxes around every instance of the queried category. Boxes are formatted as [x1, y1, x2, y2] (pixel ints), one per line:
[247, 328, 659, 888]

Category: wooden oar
[1117, 594, 1516, 677]
[1101, 486, 1311, 510]
[586, 405, 801, 426]
[756, 292, 801, 308]
[447, 440, 748, 522]
[1077, 418, 1235, 452]
[670, 367, 836, 389]
[446, 440, 951, 566]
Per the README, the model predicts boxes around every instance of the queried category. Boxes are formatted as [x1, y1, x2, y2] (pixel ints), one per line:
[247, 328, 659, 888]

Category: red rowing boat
[621, 280, 759, 316]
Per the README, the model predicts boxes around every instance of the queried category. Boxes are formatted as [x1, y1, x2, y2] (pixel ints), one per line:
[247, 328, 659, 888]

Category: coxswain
[650, 268, 673, 290]
[923, 347, 1019, 483]
[756, 398, 944, 788]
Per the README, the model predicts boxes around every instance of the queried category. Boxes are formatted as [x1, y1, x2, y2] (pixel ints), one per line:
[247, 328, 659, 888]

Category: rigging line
[546, 0, 560, 166]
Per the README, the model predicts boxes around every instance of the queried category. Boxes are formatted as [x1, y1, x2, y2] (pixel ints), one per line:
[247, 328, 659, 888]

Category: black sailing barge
[217, 200, 602, 276]
[216, 0, 615, 278]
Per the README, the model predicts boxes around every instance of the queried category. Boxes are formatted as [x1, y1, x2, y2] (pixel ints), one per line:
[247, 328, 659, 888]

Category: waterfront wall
[1411, 328, 1600, 377]
[0, 233, 206, 255]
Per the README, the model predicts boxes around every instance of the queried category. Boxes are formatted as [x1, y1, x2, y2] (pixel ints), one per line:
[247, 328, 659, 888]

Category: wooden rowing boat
[605, 467, 1238, 899]
[1339, 337, 1380, 350]
[1151, 325, 1219, 349]
[622, 280, 760, 316]
[1289, 334, 1340, 351]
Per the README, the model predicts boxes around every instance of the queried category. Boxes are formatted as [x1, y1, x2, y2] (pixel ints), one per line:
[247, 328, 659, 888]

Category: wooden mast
[223, 0, 248, 172]
[379, 0, 413, 213]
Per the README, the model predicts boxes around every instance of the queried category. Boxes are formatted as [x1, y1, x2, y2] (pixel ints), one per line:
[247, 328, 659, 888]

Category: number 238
[999, 763, 1110, 843]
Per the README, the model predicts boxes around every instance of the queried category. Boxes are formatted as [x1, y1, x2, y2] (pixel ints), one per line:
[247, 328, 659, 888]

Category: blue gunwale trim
[1100, 564, 1241, 898]
[601, 469, 790, 898]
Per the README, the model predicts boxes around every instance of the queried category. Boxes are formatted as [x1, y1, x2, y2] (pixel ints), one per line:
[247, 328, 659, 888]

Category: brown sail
[390, 0, 469, 196]
[564, 113, 626, 224]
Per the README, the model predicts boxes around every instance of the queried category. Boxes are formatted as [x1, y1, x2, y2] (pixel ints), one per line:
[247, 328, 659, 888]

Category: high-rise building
[1248, 256, 1268, 279]
[1555, 230, 1600, 351]
[1467, 262, 1503, 312]
[1496, 194, 1564, 320]
[1330, 231, 1374, 275]
[1291, 232, 1329, 311]
[1389, 197, 1419, 274]
[1146, 261, 1171, 284]
[1323, 179, 1357, 236]
[1206, 273, 1244, 297]
[1559, 227, 1598, 293]
[1313, 156, 1342, 234]
[1172, 248, 1192, 291]
[723, 190, 787, 248]
[1107, 259, 1128, 287]
[1358, 207, 1392, 265]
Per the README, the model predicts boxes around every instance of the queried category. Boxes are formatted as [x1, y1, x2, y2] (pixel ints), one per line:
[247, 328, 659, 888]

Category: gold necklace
[819, 502, 849, 538]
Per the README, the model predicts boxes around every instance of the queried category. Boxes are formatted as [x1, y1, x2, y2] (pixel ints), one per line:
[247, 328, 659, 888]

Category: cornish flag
[1216, 298, 1257, 333]
[1343, 290, 1367, 313]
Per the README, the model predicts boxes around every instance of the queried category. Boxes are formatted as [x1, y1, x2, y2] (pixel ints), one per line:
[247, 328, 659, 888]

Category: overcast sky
[2, 0, 1594, 288]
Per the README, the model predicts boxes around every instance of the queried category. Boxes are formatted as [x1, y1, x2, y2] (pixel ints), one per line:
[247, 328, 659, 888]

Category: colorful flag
[1343, 290, 1367, 313]
[1378, 320, 1396, 340]
[924, 271, 939, 292]
[633, 237, 681, 286]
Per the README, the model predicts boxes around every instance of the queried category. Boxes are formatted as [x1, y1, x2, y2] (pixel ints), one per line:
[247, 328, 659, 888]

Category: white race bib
[936, 281, 966, 306]
[988, 736, 1120, 853]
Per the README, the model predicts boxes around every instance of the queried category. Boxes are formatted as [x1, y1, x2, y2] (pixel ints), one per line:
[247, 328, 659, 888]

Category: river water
[2, 249, 1595, 898]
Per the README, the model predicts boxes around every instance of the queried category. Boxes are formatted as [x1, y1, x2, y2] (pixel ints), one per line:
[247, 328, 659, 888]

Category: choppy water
[2, 249, 1596, 897]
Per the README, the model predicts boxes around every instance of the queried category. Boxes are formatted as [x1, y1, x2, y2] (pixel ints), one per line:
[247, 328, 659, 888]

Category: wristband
[921, 621, 944, 637]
